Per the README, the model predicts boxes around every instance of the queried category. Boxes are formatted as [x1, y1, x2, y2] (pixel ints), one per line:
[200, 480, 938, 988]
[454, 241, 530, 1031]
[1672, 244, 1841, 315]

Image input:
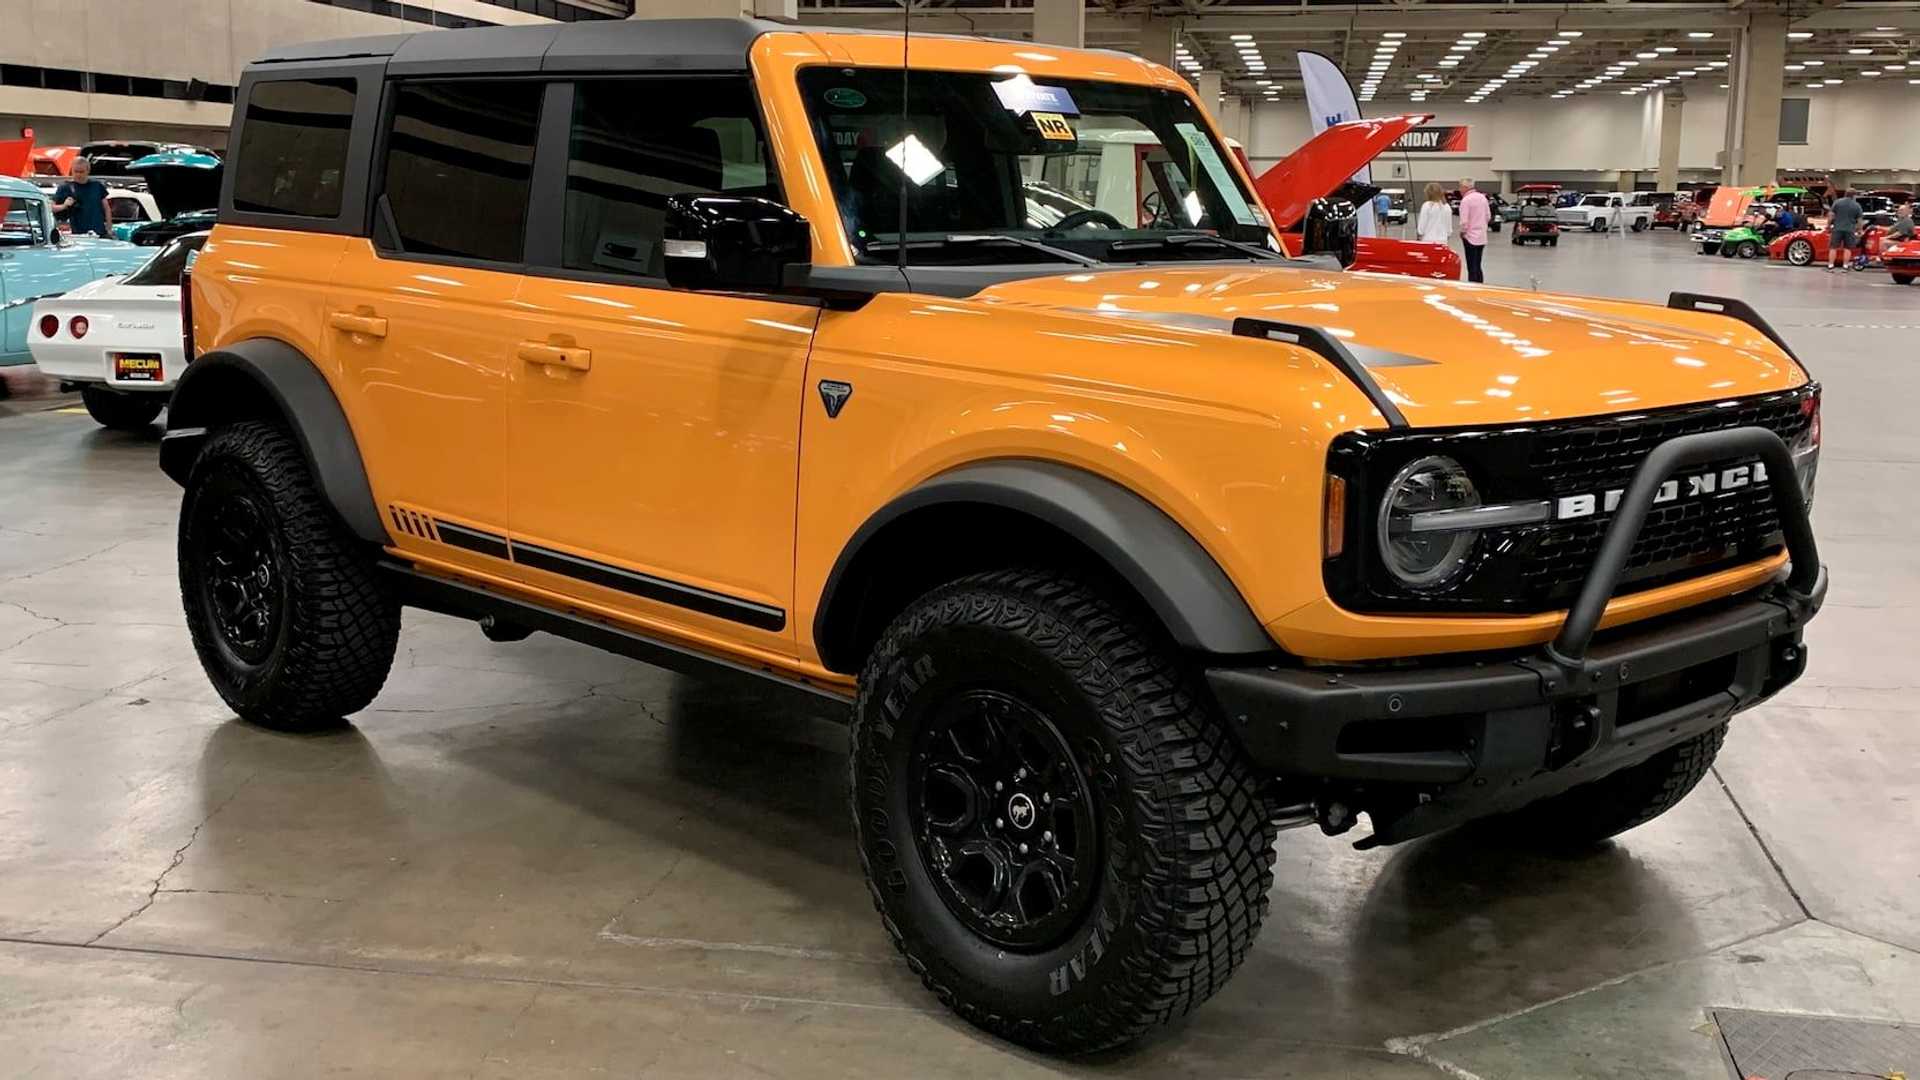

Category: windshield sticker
[991, 75, 1081, 117]
[886, 134, 946, 186]
[823, 87, 867, 110]
[1031, 112, 1075, 141]
[1174, 122, 1261, 228]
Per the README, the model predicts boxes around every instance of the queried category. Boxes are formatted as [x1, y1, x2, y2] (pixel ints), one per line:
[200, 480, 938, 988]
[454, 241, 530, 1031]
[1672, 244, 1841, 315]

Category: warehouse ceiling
[794, 2, 1920, 102]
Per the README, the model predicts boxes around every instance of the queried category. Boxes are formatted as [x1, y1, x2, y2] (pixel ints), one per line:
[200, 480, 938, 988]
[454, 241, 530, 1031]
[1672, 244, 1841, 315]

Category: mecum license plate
[113, 353, 163, 382]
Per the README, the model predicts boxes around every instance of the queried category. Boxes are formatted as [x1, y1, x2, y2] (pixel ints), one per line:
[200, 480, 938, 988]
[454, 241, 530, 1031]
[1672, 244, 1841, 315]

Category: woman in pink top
[1458, 178, 1490, 283]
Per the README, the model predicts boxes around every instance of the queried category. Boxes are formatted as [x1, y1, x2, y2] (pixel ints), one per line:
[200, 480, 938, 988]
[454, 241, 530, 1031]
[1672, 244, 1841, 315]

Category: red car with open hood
[1253, 115, 1463, 280]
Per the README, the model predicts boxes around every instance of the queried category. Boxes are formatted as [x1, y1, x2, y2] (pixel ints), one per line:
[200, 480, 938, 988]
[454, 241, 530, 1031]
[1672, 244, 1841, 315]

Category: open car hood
[1253, 115, 1428, 230]
[127, 153, 223, 219]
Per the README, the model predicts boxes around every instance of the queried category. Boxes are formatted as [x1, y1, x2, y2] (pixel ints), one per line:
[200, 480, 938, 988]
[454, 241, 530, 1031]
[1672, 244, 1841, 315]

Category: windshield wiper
[1104, 231, 1285, 262]
[865, 233, 1101, 267]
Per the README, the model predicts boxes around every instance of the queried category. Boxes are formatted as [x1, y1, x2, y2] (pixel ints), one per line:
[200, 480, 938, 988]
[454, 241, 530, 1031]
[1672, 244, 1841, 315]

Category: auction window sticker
[1174, 122, 1261, 228]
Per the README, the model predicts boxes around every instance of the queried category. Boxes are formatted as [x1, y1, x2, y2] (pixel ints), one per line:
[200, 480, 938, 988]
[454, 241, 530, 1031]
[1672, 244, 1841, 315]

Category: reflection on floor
[3, 232, 1917, 1079]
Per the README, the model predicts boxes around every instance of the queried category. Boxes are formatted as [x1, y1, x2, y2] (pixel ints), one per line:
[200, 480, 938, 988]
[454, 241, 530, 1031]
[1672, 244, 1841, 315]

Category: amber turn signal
[1323, 474, 1347, 559]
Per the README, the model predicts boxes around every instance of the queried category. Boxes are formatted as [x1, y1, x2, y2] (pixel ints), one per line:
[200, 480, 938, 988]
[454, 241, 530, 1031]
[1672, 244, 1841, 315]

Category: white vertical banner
[1296, 50, 1377, 237]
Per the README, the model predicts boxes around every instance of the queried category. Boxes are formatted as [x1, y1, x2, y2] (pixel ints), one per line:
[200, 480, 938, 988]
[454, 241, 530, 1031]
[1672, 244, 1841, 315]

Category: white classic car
[29, 231, 205, 429]
[1555, 192, 1654, 232]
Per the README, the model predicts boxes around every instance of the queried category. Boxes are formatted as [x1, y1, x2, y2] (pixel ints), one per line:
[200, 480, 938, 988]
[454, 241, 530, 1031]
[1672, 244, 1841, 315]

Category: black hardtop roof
[252, 17, 784, 74]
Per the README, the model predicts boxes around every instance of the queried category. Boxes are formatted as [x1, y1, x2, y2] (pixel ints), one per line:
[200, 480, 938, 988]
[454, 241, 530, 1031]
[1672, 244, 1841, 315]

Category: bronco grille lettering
[1554, 461, 1767, 521]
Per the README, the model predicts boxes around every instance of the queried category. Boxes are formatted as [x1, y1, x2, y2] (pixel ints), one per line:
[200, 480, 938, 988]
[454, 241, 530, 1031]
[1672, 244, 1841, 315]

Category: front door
[505, 77, 816, 654]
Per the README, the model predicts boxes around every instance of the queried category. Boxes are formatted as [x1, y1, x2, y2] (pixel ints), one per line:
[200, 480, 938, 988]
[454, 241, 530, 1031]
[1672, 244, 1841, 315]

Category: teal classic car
[121, 151, 222, 247]
[1, 176, 151, 367]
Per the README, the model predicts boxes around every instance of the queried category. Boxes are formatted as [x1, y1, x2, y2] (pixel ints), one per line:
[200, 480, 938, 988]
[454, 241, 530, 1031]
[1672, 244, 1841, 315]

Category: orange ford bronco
[162, 19, 1824, 1053]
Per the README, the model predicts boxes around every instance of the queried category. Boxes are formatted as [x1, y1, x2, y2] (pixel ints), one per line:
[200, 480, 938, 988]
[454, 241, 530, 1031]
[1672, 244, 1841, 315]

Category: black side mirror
[1299, 197, 1358, 268]
[663, 195, 810, 292]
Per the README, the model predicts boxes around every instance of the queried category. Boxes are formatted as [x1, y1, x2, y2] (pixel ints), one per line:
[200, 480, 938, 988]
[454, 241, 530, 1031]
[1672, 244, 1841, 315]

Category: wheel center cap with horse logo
[1006, 792, 1037, 830]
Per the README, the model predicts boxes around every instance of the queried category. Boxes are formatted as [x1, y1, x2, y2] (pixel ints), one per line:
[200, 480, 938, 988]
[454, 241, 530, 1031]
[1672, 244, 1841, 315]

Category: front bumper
[1209, 424, 1824, 847]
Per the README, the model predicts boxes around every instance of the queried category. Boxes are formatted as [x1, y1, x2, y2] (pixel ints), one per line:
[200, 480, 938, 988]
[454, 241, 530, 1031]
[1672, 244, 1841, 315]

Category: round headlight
[1377, 455, 1481, 588]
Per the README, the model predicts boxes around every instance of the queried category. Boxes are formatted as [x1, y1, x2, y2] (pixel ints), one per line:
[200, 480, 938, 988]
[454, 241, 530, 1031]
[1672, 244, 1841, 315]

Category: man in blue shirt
[52, 157, 112, 238]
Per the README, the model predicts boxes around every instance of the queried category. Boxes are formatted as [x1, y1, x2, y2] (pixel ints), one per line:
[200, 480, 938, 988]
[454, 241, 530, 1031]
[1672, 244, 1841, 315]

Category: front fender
[813, 459, 1275, 671]
[159, 339, 388, 545]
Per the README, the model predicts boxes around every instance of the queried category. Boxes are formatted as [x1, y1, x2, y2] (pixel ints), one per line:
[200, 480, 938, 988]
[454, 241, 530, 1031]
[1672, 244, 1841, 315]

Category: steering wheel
[1050, 208, 1127, 232]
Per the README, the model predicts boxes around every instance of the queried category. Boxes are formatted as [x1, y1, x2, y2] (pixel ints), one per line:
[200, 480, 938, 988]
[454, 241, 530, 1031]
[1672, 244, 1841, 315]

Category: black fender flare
[813, 459, 1275, 672]
[158, 339, 389, 545]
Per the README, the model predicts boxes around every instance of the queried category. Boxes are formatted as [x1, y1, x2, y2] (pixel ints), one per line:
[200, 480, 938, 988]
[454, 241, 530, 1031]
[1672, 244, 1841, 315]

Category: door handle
[516, 340, 592, 372]
[328, 311, 388, 339]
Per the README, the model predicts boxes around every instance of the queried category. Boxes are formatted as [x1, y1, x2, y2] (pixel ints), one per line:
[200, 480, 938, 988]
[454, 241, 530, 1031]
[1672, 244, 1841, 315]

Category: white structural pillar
[1723, 11, 1787, 186]
[1134, 16, 1178, 69]
[1657, 91, 1684, 192]
[630, 0, 795, 17]
[1196, 71, 1223, 126]
[1031, 0, 1086, 48]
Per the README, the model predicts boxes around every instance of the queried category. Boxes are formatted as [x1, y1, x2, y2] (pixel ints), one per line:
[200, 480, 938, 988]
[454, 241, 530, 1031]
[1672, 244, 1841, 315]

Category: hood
[0, 134, 33, 179]
[972, 265, 1807, 428]
[1253, 115, 1428, 230]
[126, 153, 223, 219]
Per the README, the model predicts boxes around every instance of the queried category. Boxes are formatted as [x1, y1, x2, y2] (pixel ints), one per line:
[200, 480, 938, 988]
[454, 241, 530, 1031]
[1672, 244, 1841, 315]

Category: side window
[231, 78, 356, 218]
[380, 80, 541, 263]
[560, 77, 777, 279]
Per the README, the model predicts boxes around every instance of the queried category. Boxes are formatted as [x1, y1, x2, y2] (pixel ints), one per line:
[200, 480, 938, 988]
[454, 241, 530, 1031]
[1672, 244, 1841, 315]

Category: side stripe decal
[425, 517, 785, 632]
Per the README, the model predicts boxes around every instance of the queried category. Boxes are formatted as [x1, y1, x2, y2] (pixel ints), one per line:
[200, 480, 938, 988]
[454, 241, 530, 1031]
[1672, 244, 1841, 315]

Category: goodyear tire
[178, 420, 399, 732]
[1786, 238, 1815, 266]
[851, 569, 1275, 1053]
[80, 384, 164, 430]
[1493, 724, 1726, 848]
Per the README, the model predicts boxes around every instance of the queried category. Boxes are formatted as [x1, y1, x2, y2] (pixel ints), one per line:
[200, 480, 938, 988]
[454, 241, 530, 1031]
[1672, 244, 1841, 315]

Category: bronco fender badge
[818, 380, 853, 419]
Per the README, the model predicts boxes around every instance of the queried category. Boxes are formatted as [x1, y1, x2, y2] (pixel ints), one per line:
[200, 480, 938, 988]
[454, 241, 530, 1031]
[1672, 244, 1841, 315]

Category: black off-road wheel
[178, 421, 399, 732]
[80, 384, 164, 430]
[851, 570, 1276, 1054]
[1492, 724, 1727, 848]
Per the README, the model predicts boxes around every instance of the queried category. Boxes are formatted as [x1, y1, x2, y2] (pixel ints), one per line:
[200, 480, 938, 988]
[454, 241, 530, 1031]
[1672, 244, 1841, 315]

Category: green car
[1718, 223, 1769, 259]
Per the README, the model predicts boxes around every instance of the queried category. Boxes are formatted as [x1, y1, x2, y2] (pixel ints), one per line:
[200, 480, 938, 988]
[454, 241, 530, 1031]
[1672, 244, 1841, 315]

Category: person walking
[1458, 178, 1490, 283]
[51, 157, 113, 239]
[1827, 187, 1864, 272]
[1416, 182, 1452, 246]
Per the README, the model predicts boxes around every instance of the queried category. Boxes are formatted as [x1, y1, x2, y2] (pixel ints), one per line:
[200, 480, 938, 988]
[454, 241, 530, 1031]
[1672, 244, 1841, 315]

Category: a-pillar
[1134, 16, 1178, 70]
[1032, 0, 1085, 49]
[1722, 11, 1787, 186]
[629, 0, 796, 16]
[1657, 91, 1684, 192]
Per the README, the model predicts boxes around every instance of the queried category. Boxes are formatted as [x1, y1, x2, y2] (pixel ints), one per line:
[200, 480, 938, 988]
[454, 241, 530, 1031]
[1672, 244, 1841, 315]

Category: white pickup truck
[1555, 192, 1653, 232]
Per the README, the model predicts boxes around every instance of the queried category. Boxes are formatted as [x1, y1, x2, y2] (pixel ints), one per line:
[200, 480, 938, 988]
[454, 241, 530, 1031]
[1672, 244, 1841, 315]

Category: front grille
[1518, 396, 1809, 604]
[1325, 386, 1815, 615]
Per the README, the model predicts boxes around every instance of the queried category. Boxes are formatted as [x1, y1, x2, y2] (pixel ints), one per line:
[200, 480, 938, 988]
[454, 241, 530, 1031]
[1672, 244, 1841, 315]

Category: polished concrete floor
[2, 232, 1917, 1078]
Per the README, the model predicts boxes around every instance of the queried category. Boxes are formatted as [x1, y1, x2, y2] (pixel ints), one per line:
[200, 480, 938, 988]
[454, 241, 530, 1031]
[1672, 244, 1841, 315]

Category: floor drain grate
[1712, 1008, 1918, 1080]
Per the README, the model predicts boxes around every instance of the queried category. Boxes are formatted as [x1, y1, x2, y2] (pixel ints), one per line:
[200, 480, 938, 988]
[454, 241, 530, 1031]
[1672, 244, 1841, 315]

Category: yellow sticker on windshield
[1032, 112, 1075, 141]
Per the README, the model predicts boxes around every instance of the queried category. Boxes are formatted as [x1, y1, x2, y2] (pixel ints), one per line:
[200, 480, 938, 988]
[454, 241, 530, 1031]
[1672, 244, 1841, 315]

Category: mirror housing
[663, 195, 810, 292]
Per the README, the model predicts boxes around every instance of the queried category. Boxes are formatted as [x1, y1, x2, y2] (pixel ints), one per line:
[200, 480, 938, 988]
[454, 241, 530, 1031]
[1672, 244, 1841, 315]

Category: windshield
[124, 232, 207, 287]
[798, 68, 1273, 265]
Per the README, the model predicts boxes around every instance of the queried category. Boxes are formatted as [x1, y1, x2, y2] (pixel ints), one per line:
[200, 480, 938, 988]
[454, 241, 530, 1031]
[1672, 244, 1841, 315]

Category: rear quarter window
[230, 78, 357, 218]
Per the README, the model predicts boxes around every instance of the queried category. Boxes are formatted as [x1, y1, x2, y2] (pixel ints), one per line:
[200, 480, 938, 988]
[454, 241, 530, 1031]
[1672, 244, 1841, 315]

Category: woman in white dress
[1416, 181, 1453, 246]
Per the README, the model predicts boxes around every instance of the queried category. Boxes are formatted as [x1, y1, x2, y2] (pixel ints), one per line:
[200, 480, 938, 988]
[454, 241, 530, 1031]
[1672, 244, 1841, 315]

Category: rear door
[503, 76, 816, 652]
[325, 77, 544, 567]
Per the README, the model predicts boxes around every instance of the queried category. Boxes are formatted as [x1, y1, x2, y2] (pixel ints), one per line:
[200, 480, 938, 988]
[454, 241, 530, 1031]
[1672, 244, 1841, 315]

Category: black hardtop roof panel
[256, 33, 412, 64]
[247, 18, 786, 78]
[389, 24, 561, 75]
[543, 17, 780, 72]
